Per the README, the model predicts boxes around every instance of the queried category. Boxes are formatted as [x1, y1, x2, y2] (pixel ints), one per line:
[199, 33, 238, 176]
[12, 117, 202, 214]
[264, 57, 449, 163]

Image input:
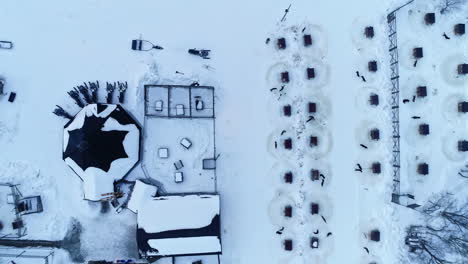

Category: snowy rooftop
[63, 103, 141, 201]
[136, 194, 221, 257]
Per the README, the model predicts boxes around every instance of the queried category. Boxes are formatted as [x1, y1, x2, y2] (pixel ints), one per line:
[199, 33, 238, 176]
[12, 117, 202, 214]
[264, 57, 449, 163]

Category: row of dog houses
[280, 229, 381, 251]
[282, 102, 318, 116]
[423, 13, 466, 36]
[282, 202, 321, 218]
[276, 34, 313, 50]
[279, 68, 317, 83]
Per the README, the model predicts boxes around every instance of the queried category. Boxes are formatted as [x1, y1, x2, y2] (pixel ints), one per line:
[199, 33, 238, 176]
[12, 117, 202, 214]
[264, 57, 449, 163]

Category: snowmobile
[0, 41, 12, 49]
[188, 48, 211, 59]
[131, 39, 163, 51]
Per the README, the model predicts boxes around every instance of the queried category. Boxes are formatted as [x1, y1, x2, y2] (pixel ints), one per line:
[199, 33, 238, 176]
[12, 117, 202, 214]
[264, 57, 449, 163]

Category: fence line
[387, 8, 402, 205]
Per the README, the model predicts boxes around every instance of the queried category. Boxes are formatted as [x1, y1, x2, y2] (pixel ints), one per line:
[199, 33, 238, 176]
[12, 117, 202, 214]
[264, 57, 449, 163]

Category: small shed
[371, 162, 381, 174]
[413, 47, 423, 59]
[368, 61, 378, 72]
[370, 128, 380, 141]
[284, 205, 293, 217]
[424, 13, 435, 25]
[369, 94, 379, 106]
[310, 237, 319, 249]
[284, 239, 293, 251]
[283, 105, 292, 117]
[311, 169, 320, 181]
[281, 71, 290, 83]
[454, 23, 465, 35]
[307, 68, 316, 79]
[418, 124, 430, 136]
[364, 26, 374, 39]
[417, 163, 429, 175]
[310, 136, 319, 147]
[284, 138, 292, 150]
[277, 38, 287, 49]
[416, 86, 427, 98]
[370, 230, 380, 242]
[284, 172, 293, 183]
[303, 34, 312, 47]
[458, 140, 468, 152]
[308, 102, 317, 113]
[458, 64, 468, 75]
[310, 203, 319, 215]
[458, 101, 468, 113]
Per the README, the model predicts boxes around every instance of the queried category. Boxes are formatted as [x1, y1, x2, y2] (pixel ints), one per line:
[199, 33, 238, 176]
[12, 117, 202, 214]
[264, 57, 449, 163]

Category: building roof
[63, 104, 141, 201]
[136, 194, 221, 257]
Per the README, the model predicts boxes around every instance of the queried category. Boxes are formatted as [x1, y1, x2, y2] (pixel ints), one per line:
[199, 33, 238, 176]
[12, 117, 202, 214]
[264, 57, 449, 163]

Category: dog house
[284, 172, 293, 183]
[310, 203, 319, 215]
[202, 158, 216, 170]
[416, 86, 427, 97]
[180, 138, 192, 149]
[418, 124, 430, 136]
[8, 92, 16, 103]
[417, 163, 429, 175]
[284, 205, 293, 217]
[369, 94, 379, 106]
[458, 64, 468, 75]
[174, 172, 183, 183]
[454, 23, 465, 35]
[424, 13, 435, 25]
[413, 47, 424, 59]
[284, 239, 293, 251]
[371, 162, 381, 174]
[281, 71, 290, 83]
[370, 128, 380, 141]
[174, 160, 184, 170]
[310, 237, 319, 249]
[364, 26, 374, 39]
[458, 102, 468, 113]
[458, 140, 468, 152]
[303, 34, 312, 46]
[368, 61, 378, 72]
[277, 38, 287, 49]
[311, 169, 320, 181]
[308, 102, 317, 113]
[284, 138, 292, 150]
[283, 105, 292, 117]
[310, 136, 319, 147]
[370, 230, 380, 242]
[307, 68, 316, 79]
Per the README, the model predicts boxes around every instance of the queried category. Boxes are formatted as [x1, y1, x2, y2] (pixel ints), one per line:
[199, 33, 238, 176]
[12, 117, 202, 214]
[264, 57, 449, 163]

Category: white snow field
[1, 0, 466, 264]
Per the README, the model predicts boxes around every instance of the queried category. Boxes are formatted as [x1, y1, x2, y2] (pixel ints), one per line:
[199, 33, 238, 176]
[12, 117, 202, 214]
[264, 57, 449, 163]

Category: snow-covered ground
[396, 1, 468, 205]
[2, 0, 466, 264]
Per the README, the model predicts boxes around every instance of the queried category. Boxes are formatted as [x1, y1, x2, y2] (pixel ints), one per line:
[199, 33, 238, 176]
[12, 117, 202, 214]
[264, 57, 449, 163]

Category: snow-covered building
[63, 103, 141, 201]
[136, 194, 221, 258]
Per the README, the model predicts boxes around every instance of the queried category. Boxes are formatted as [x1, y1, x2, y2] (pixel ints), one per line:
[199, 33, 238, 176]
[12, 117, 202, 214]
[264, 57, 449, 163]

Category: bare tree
[405, 193, 468, 263]
[439, 0, 466, 14]
[76, 83, 92, 104]
[67, 88, 85, 108]
[88, 81, 99, 103]
[53, 105, 74, 119]
[422, 193, 468, 232]
[106, 82, 116, 104]
[117, 81, 128, 104]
